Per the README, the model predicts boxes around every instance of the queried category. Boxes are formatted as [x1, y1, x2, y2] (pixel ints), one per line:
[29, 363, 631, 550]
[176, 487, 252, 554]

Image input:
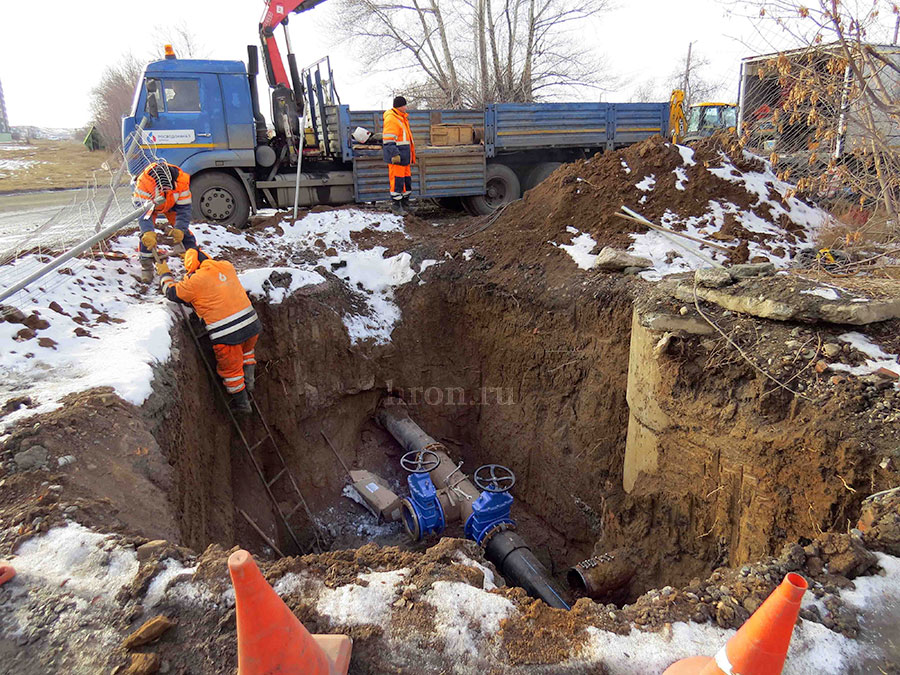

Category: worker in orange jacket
[382, 96, 416, 215]
[156, 249, 261, 415]
[133, 162, 197, 282]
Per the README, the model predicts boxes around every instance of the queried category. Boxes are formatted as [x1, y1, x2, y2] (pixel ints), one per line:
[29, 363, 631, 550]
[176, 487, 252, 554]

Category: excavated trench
[151, 274, 877, 604]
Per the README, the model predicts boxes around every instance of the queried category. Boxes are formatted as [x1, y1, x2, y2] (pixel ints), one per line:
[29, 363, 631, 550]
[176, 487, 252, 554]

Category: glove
[390, 155, 402, 165]
[156, 262, 171, 277]
[141, 231, 157, 250]
[167, 228, 185, 244]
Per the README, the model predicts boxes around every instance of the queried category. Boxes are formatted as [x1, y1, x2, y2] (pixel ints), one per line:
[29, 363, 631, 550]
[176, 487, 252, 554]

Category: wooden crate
[430, 124, 476, 146]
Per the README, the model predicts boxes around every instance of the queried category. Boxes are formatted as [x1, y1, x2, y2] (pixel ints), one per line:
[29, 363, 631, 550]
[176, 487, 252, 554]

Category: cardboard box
[431, 124, 476, 146]
[349, 470, 402, 522]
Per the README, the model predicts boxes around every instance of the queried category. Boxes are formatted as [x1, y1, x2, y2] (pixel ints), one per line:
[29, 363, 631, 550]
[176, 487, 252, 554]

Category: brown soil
[0, 140, 114, 193]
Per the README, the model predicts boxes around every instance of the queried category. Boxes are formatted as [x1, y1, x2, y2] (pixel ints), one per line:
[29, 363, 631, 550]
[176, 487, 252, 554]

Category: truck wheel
[463, 163, 520, 215]
[191, 172, 250, 229]
[522, 162, 563, 192]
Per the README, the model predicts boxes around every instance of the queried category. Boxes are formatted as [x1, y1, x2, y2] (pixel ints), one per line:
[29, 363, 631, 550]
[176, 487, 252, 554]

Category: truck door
[140, 74, 223, 167]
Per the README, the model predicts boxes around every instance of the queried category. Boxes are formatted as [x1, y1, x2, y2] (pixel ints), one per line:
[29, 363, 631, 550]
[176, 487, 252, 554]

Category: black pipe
[246, 45, 268, 145]
[287, 53, 304, 117]
[484, 531, 571, 610]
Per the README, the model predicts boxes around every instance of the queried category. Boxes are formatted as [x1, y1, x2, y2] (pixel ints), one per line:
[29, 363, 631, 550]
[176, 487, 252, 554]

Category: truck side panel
[219, 73, 256, 150]
[352, 147, 485, 202]
[487, 102, 669, 153]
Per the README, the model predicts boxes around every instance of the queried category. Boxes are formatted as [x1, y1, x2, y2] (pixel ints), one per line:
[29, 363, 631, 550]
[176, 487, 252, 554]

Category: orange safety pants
[388, 163, 412, 200]
[213, 335, 258, 394]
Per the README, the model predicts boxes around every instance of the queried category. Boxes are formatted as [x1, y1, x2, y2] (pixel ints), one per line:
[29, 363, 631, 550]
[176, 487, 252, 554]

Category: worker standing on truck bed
[382, 96, 416, 215]
[156, 249, 261, 415]
[134, 162, 197, 282]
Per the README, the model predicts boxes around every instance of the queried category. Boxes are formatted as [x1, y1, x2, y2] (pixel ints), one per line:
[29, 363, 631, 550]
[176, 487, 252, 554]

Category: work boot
[230, 389, 252, 416]
[401, 195, 412, 215]
[390, 199, 404, 216]
[139, 259, 154, 283]
[243, 364, 256, 393]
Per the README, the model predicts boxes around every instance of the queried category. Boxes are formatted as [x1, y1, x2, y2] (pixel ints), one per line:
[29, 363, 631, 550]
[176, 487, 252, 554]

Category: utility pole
[682, 41, 694, 106]
[893, 14, 899, 45]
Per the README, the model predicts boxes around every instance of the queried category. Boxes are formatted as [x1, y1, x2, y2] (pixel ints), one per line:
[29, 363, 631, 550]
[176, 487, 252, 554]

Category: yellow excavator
[669, 90, 737, 143]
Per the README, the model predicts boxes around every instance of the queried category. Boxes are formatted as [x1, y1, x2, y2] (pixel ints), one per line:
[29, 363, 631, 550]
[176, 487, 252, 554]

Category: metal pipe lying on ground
[376, 397, 570, 610]
[567, 550, 636, 600]
[0, 198, 162, 304]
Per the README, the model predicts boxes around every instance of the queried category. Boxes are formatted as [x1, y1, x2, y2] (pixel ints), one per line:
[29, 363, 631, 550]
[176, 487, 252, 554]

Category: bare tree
[88, 54, 144, 152]
[666, 45, 727, 108]
[151, 21, 209, 59]
[738, 0, 900, 232]
[330, 0, 613, 107]
[630, 78, 662, 102]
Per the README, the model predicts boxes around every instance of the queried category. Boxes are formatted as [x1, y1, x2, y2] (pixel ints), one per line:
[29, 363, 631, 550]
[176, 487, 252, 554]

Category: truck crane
[124, 5, 676, 227]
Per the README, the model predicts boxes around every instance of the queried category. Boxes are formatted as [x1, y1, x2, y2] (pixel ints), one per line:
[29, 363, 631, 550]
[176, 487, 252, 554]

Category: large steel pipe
[376, 397, 480, 523]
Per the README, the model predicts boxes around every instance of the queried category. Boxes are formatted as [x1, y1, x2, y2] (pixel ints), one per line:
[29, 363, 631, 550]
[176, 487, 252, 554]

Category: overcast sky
[0, 0, 875, 128]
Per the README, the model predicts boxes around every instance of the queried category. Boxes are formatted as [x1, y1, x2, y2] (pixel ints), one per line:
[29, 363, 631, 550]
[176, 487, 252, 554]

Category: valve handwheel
[400, 450, 440, 474]
[473, 464, 516, 493]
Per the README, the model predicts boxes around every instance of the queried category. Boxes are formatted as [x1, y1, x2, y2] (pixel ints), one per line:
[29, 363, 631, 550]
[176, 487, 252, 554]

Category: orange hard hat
[184, 248, 208, 274]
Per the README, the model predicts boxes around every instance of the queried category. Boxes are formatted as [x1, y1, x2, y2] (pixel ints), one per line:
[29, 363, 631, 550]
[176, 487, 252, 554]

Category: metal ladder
[178, 305, 326, 556]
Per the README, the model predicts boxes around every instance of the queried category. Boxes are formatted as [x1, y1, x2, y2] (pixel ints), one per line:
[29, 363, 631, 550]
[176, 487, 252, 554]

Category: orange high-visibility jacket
[382, 108, 416, 166]
[163, 259, 261, 345]
[133, 162, 192, 213]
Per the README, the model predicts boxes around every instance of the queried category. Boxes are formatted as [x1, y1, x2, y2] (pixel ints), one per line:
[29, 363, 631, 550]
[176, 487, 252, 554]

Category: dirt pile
[470, 135, 823, 286]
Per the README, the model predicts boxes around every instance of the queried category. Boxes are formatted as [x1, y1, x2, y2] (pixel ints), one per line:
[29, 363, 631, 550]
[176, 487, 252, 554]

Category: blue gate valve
[399, 450, 445, 541]
[465, 464, 517, 545]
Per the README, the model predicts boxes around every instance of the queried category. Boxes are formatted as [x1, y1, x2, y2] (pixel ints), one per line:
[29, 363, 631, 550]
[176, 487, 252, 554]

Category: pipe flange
[480, 521, 516, 546]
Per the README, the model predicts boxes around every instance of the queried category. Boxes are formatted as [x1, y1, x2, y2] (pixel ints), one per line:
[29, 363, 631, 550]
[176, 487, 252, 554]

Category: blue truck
[124, 48, 672, 228]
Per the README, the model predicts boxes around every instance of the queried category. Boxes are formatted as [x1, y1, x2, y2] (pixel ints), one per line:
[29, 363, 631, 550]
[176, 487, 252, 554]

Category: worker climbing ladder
[177, 304, 327, 556]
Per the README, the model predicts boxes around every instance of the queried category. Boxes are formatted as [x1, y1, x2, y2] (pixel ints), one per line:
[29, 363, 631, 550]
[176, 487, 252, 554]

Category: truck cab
[124, 57, 258, 227]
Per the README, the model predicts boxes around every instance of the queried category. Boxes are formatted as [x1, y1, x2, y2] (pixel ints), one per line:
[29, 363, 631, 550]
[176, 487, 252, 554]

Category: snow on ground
[315, 569, 407, 628]
[463, 248, 475, 261]
[425, 581, 516, 657]
[628, 152, 826, 281]
[239, 267, 325, 304]
[552, 226, 599, 270]
[0, 159, 40, 173]
[0, 241, 173, 432]
[635, 175, 656, 192]
[8, 523, 138, 602]
[801, 287, 841, 300]
[833, 332, 900, 379]
[620, 160, 632, 174]
[675, 144, 697, 166]
[0, 208, 431, 431]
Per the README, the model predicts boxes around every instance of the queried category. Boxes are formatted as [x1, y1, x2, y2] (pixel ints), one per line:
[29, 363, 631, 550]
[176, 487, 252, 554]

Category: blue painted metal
[464, 490, 516, 546]
[406, 472, 445, 541]
[352, 148, 485, 203]
[145, 58, 248, 75]
[487, 102, 669, 152]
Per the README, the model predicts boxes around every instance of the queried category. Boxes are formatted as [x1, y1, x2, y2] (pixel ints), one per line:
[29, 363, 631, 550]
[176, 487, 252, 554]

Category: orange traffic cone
[228, 549, 352, 675]
[0, 561, 14, 587]
[663, 572, 808, 675]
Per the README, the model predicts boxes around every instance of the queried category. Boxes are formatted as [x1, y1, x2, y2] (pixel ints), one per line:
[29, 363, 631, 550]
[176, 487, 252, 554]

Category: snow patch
[676, 144, 697, 166]
[673, 167, 688, 191]
[239, 267, 325, 304]
[552, 226, 599, 270]
[10, 524, 139, 602]
[463, 248, 475, 261]
[426, 581, 515, 657]
[620, 159, 632, 174]
[144, 558, 201, 608]
[832, 332, 900, 379]
[801, 287, 840, 300]
[316, 569, 408, 628]
[454, 553, 498, 591]
[635, 174, 656, 192]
